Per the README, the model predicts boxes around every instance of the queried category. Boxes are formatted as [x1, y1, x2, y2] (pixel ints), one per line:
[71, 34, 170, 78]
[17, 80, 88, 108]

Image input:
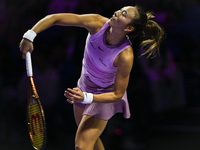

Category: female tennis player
[20, 6, 164, 150]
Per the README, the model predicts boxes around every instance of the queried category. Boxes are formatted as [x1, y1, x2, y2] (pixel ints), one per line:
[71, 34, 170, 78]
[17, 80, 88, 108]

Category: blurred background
[0, 0, 200, 149]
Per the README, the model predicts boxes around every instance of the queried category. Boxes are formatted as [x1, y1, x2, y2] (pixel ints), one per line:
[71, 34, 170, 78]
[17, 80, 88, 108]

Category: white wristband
[23, 30, 37, 42]
[82, 92, 93, 104]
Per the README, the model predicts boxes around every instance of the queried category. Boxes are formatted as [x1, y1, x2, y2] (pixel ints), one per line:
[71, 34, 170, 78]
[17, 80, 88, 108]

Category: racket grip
[26, 52, 33, 77]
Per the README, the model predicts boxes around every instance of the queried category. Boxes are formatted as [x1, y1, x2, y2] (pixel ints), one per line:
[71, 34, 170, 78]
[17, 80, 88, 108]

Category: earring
[124, 29, 127, 31]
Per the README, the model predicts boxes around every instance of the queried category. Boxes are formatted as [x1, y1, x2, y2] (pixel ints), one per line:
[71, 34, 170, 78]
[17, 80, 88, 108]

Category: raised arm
[19, 13, 108, 58]
[31, 13, 106, 34]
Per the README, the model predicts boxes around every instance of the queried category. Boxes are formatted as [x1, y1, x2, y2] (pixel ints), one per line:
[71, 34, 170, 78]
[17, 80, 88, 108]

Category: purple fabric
[82, 21, 132, 87]
[75, 74, 131, 121]
[75, 21, 131, 120]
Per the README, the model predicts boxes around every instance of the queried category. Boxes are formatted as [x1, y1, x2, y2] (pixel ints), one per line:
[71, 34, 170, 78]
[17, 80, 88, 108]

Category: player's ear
[124, 26, 134, 32]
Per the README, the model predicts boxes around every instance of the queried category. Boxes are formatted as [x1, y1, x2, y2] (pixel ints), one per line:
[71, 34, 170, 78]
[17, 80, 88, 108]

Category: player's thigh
[73, 104, 85, 126]
[76, 115, 108, 145]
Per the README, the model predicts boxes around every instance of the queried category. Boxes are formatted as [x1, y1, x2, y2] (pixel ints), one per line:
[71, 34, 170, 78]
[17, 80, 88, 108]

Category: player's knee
[75, 141, 92, 150]
[75, 144, 89, 150]
[75, 146, 84, 150]
[75, 145, 82, 150]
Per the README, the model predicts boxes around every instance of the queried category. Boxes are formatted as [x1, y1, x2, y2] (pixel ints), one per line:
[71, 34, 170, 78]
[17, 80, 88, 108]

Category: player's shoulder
[114, 46, 134, 68]
[87, 14, 109, 23]
[120, 47, 134, 60]
[118, 47, 134, 65]
[84, 14, 109, 34]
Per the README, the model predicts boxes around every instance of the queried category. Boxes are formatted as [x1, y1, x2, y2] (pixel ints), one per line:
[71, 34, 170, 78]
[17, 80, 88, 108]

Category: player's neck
[106, 27, 126, 45]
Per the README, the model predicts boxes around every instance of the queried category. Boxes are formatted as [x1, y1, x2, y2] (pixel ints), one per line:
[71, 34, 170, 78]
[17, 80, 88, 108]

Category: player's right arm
[32, 13, 106, 34]
[19, 13, 107, 58]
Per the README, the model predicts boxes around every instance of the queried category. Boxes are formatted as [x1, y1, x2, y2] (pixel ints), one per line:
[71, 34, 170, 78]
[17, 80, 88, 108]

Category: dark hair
[128, 6, 164, 58]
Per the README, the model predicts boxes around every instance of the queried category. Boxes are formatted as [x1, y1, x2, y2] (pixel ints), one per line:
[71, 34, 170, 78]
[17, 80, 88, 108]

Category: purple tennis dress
[75, 21, 132, 120]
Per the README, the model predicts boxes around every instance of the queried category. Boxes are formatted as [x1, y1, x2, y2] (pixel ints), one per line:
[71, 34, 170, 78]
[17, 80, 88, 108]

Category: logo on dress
[99, 58, 107, 67]
[97, 88, 103, 91]
[98, 46, 104, 52]
[90, 41, 95, 50]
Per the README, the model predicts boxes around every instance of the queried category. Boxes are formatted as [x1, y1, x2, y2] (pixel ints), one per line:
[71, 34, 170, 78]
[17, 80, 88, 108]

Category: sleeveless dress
[75, 21, 132, 120]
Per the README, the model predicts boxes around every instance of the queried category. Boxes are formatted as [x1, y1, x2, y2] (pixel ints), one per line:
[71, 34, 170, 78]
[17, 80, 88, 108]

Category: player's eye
[121, 10, 127, 17]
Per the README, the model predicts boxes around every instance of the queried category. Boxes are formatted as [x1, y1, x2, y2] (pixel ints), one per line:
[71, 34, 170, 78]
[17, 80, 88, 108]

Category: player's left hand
[64, 87, 84, 104]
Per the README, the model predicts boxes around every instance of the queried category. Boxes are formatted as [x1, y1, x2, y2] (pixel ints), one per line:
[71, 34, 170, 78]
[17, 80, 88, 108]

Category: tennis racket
[25, 52, 47, 150]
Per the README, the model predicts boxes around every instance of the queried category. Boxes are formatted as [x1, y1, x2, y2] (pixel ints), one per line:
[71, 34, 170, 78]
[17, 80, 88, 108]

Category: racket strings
[28, 97, 44, 149]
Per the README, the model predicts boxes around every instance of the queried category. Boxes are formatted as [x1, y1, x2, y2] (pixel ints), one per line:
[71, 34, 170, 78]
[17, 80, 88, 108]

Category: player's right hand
[19, 38, 34, 59]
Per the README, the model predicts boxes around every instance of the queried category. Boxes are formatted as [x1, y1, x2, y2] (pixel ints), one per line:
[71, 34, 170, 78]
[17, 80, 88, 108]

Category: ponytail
[129, 6, 164, 58]
[140, 12, 164, 58]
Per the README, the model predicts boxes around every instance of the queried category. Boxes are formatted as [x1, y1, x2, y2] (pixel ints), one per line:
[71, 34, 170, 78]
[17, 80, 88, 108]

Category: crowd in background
[0, 0, 200, 149]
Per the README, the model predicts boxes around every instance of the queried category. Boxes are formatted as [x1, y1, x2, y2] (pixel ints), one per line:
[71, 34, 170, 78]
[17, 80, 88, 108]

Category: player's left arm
[65, 47, 134, 103]
[93, 46, 134, 103]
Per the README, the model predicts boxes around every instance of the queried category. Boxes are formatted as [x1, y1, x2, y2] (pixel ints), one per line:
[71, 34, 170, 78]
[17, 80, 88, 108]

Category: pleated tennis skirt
[75, 74, 131, 120]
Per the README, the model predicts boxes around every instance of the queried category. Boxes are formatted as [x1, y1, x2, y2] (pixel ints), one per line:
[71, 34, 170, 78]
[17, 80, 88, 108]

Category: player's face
[108, 6, 136, 29]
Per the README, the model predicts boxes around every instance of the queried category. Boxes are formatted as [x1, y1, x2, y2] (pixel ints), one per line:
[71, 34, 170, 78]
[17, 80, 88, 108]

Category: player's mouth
[110, 17, 114, 21]
[110, 12, 117, 21]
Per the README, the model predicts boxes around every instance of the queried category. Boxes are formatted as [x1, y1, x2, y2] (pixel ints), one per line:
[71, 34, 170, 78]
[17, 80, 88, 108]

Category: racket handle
[26, 52, 33, 77]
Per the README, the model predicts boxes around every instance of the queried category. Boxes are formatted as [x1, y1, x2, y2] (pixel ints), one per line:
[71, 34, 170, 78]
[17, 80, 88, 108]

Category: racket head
[27, 95, 47, 150]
